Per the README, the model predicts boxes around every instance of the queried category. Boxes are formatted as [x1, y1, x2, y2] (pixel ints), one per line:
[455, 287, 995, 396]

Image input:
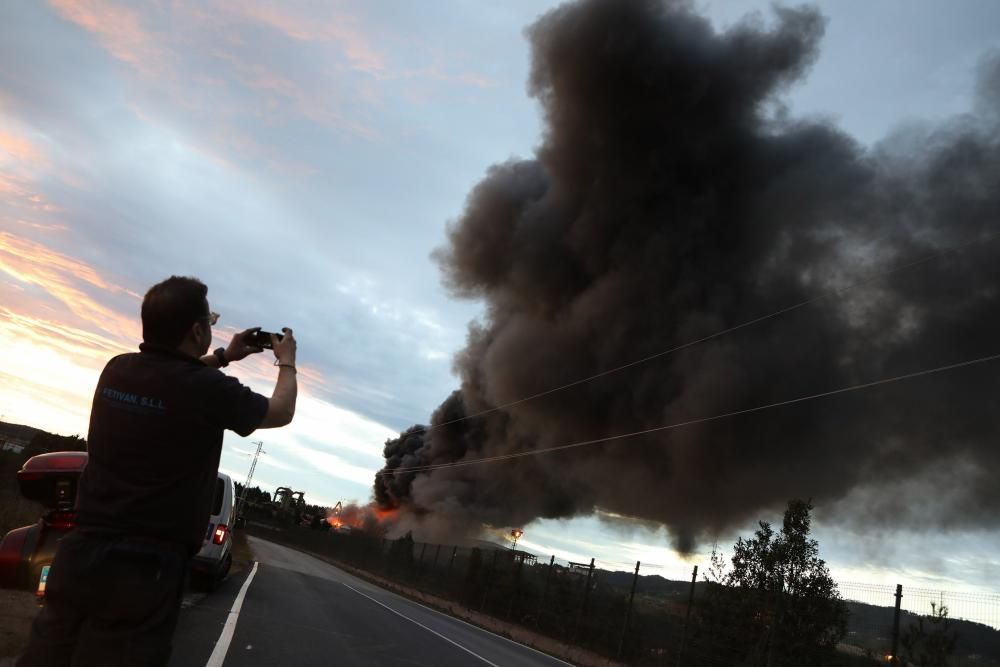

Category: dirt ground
[0, 589, 38, 664]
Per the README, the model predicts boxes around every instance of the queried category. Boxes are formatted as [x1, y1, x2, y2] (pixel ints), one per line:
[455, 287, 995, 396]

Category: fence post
[617, 561, 641, 659]
[415, 542, 427, 583]
[891, 584, 903, 666]
[675, 565, 698, 667]
[582, 557, 595, 615]
[428, 544, 441, 590]
[480, 550, 500, 612]
[507, 552, 524, 620]
[573, 558, 596, 640]
[449, 546, 460, 597]
[384, 538, 395, 577]
[536, 555, 555, 629]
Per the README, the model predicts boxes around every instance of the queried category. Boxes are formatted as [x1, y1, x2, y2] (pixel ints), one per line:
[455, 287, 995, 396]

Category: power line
[377, 351, 1000, 477]
[237, 440, 265, 519]
[406, 228, 998, 436]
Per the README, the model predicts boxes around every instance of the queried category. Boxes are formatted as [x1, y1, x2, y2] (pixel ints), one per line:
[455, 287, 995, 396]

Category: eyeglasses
[203, 311, 220, 326]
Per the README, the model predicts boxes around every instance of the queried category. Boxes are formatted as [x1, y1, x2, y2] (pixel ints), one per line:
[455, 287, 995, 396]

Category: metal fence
[244, 523, 1000, 666]
[838, 581, 1000, 666]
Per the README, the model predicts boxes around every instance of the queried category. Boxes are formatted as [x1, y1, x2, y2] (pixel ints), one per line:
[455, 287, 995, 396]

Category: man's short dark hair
[141, 276, 210, 346]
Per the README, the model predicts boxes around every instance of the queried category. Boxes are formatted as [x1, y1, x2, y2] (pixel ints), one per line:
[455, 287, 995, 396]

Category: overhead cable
[377, 351, 1000, 477]
[407, 229, 997, 436]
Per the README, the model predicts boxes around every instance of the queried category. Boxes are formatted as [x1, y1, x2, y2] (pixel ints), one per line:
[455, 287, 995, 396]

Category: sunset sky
[2, 0, 999, 606]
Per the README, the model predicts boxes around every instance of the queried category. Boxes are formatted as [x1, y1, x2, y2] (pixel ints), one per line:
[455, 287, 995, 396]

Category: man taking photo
[18, 275, 298, 666]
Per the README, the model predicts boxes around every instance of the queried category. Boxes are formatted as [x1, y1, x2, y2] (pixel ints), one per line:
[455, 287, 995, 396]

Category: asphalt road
[169, 536, 573, 667]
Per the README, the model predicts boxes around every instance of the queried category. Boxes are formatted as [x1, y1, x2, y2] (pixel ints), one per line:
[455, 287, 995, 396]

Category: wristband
[213, 347, 229, 368]
[277, 363, 296, 372]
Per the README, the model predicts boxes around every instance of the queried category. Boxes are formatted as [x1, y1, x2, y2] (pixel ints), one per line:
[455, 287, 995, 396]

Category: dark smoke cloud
[375, 0, 1000, 551]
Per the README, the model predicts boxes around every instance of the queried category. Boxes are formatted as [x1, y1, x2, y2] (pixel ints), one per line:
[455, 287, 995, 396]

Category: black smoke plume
[375, 0, 1000, 551]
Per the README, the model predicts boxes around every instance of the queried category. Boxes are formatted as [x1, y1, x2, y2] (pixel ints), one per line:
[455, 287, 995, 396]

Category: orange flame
[324, 503, 400, 532]
[374, 506, 399, 522]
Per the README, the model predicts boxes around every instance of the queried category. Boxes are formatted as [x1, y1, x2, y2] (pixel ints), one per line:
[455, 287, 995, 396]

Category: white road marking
[342, 582, 500, 667]
[355, 584, 575, 667]
[205, 561, 259, 667]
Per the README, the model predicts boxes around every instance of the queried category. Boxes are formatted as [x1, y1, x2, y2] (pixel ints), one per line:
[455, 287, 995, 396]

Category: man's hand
[259, 327, 298, 428]
[225, 327, 265, 363]
[272, 327, 296, 366]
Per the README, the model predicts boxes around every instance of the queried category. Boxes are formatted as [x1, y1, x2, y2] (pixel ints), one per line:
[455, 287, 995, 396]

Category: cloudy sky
[2, 0, 999, 609]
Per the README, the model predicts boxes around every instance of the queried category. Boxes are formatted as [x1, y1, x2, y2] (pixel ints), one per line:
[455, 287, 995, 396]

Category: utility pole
[237, 440, 265, 521]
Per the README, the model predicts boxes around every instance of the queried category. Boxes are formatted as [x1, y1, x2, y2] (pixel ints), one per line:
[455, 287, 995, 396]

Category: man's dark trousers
[17, 531, 188, 667]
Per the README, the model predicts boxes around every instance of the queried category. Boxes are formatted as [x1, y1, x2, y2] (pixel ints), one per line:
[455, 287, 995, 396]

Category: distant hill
[0, 420, 85, 457]
[0, 421, 42, 452]
[599, 568, 697, 599]
[0, 421, 87, 454]
[596, 568, 1000, 663]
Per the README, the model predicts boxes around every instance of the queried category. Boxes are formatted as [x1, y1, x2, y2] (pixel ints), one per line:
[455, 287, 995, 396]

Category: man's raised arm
[259, 327, 297, 428]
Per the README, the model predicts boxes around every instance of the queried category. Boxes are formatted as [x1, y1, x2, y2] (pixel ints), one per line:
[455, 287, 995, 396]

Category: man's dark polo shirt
[75, 343, 269, 555]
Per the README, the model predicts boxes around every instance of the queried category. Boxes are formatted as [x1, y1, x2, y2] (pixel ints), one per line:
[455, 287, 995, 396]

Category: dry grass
[231, 527, 254, 574]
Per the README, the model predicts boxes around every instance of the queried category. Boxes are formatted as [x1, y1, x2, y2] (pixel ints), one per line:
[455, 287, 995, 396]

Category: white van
[190, 471, 234, 591]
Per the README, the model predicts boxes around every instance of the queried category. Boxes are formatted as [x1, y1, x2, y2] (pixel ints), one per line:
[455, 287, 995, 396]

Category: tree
[694, 500, 848, 666]
[901, 602, 958, 667]
[26, 432, 86, 457]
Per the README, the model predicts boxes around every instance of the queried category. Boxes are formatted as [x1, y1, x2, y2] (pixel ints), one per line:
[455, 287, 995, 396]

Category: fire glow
[325, 503, 399, 532]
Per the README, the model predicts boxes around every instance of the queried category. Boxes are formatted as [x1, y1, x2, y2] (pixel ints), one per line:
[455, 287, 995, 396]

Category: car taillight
[212, 524, 228, 545]
[44, 511, 76, 530]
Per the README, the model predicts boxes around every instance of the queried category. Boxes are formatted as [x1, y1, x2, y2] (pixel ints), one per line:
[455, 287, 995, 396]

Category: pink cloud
[42, 0, 496, 170]
[0, 174, 61, 213]
[0, 231, 141, 343]
[0, 126, 60, 209]
[208, 50, 380, 140]
[48, 0, 169, 79]
[0, 130, 48, 167]
[212, 2, 386, 75]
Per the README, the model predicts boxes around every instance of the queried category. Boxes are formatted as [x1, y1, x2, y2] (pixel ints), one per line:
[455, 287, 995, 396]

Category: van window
[212, 478, 224, 515]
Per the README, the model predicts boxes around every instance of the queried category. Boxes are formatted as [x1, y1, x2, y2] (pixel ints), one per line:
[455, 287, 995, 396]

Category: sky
[1, 0, 999, 614]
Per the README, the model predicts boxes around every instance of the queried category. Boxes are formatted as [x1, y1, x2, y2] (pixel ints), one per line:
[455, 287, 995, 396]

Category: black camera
[245, 330, 284, 350]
